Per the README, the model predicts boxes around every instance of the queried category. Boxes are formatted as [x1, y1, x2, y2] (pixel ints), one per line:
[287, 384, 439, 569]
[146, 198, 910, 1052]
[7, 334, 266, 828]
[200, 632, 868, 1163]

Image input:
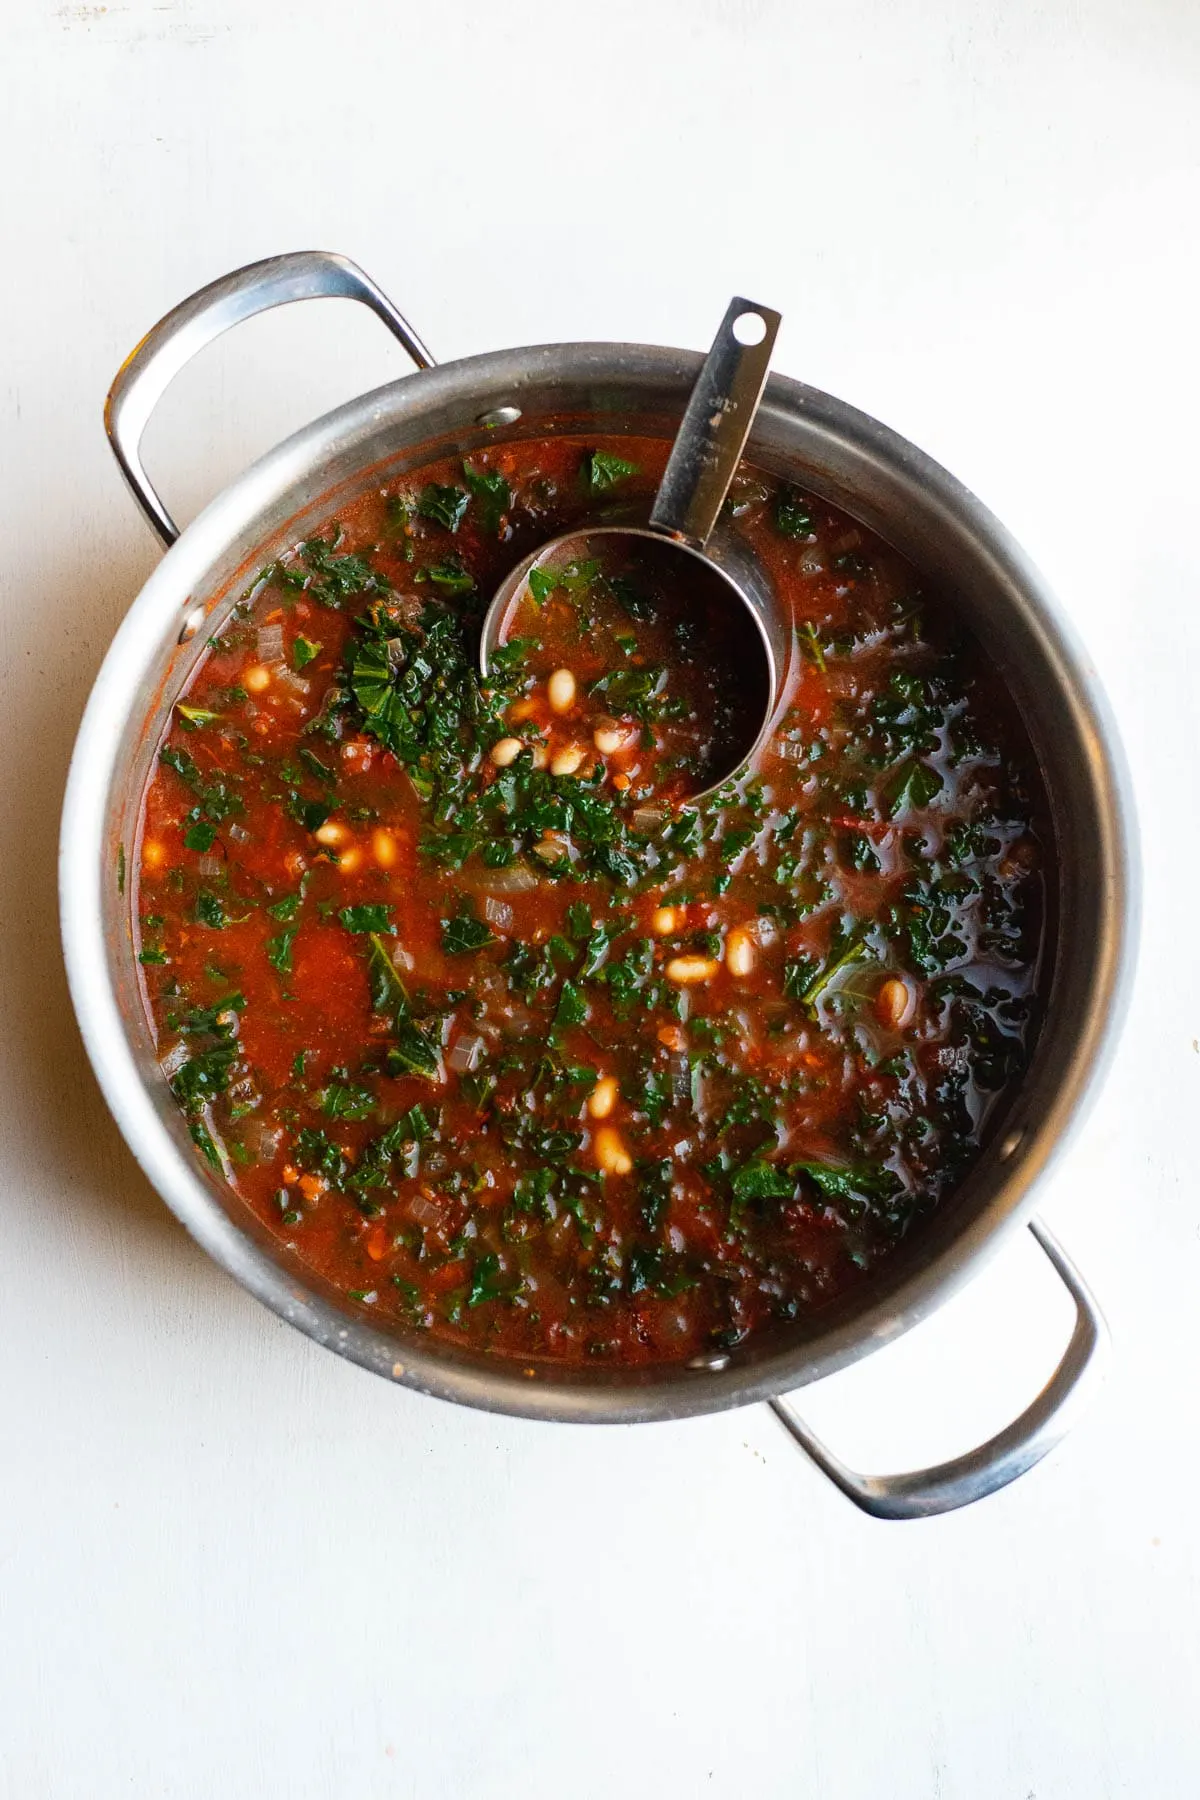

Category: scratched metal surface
[2, 2, 1198, 1795]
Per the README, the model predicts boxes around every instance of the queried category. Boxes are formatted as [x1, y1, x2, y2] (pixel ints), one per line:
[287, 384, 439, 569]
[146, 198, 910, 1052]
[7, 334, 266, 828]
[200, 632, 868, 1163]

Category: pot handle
[768, 1219, 1109, 1520]
[104, 250, 435, 548]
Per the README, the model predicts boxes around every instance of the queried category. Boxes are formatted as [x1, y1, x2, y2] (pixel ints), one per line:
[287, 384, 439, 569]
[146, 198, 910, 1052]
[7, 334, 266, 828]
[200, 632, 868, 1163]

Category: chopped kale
[773, 487, 815, 539]
[585, 449, 639, 492]
[339, 905, 395, 934]
[318, 1081, 376, 1121]
[441, 912, 498, 955]
[265, 926, 297, 973]
[418, 483, 470, 532]
[298, 532, 382, 604]
[365, 933, 409, 1012]
[462, 462, 511, 534]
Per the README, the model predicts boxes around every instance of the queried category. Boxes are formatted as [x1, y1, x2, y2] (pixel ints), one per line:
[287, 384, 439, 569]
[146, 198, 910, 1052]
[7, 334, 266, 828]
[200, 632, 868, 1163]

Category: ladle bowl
[479, 298, 782, 801]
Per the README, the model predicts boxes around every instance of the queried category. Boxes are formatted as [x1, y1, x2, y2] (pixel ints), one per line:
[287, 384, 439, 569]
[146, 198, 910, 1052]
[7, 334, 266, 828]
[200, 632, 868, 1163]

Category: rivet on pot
[999, 1128, 1026, 1162]
[178, 604, 206, 644]
[476, 405, 522, 429]
[687, 1351, 731, 1373]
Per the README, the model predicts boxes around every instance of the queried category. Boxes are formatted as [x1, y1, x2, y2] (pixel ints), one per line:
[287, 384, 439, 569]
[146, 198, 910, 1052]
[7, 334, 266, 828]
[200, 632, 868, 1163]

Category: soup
[135, 436, 1047, 1365]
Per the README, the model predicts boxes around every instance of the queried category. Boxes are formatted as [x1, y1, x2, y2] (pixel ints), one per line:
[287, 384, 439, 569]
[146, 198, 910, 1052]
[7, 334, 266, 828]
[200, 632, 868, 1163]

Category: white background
[2, 3, 1198, 1796]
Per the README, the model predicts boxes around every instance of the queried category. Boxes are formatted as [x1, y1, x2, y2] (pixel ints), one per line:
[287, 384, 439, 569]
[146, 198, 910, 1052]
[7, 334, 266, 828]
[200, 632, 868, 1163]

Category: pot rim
[59, 340, 1139, 1424]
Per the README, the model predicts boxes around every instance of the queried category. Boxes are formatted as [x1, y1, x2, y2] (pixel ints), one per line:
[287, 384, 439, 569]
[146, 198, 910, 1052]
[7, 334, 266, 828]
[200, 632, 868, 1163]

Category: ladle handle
[649, 297, 782, 550]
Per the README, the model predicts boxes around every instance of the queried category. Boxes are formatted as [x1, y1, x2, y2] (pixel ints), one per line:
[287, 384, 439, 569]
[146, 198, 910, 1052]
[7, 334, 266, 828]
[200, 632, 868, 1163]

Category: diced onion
[630, 806, 667, 835]
[778, 738, 809, 763]
[241, 1119, 284, 1161]
[196, 855, 221, 878]
[386, 595, 422, 630]
[477, 862, 539, 894]
[257, 622, 285, 663]
[409, 1194, 443, 1227]
[158, 1041, 189, 1078]
[533, 833, 572, 864]
[482, 896, 514, 931]
[668, 1051, 691, 1105]
[728, 1006, 759, 1044]
[747, 916, 779, 948]
[274, 667, 310, 698]
[228, 822, 250, 844]
[448, 1034, 485, 1073]
[798, 549, 824, 576]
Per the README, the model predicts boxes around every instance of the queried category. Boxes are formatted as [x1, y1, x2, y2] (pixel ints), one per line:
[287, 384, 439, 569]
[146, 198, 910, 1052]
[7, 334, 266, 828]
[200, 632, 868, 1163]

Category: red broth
[135, 436, 1048, 1365]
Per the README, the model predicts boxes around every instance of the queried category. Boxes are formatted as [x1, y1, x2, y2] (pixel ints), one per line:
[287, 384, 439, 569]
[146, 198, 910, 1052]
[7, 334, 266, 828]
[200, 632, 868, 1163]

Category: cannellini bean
[490, 736, 523, 767]
[593, 717, 636, 756]
[141, 838, 165, 871]
[242, 663, 272, 694]
[588, 1076, 619, 1120]
[875, 976, 913, 1030]
[547, 668, 577, 713]
[372, 829, 399, 868]
[651, 905, 680, 936]
[594, 1125, 633, 1176]
[338, 847, 362, 873]
[725, 926, 756, 978]
[314, 819, 350, 847]
[530, 742, 549, 770]
[665, 955, 720, 985]
[550, 743, 586, 777]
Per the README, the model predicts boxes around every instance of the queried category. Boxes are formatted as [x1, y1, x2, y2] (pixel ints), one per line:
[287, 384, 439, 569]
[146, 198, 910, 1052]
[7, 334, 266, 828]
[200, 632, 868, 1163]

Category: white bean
[587, 1076, 619, 1120]
[547, 668, 577, 714]
[550, 743, 585, 777]
[593, 718, 636, 756]
[665, 955, 720, 986]
[594, 1125, 633, 1175]
[372, 829, 399, 868]
[875, 976, 913, 1030]
[490, 736, 523, 767]
[725, 926, 756, 978]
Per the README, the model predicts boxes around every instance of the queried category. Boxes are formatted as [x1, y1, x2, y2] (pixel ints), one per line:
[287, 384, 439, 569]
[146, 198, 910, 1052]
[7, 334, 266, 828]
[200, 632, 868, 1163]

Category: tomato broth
[136, 436, 1048, 1365]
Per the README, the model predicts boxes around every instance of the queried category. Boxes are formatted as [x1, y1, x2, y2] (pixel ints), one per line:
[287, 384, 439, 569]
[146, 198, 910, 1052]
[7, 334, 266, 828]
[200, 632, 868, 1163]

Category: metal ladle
[479, 297, 782, 800]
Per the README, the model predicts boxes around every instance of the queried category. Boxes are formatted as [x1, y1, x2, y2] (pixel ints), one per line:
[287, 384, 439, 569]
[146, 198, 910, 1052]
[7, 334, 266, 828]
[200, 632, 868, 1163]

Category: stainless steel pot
[60, 252, 1137, 1518]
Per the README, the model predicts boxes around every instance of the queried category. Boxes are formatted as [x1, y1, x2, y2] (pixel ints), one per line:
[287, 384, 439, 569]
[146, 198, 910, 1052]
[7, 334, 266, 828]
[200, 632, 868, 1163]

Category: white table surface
[3, 3, 1198, 1795]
